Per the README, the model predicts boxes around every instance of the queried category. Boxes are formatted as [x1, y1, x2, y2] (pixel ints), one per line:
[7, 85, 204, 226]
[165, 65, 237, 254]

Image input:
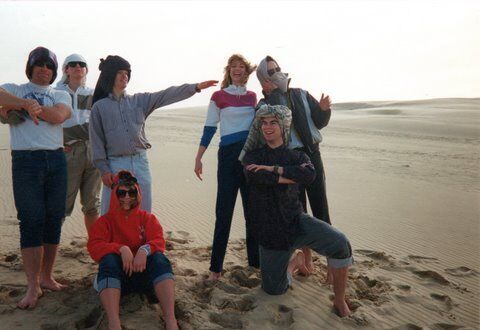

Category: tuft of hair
[221, 54, 257, 89]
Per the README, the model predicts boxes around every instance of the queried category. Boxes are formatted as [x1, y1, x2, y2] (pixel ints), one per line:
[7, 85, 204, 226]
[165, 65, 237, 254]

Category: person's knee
[19, 220, 42, 247]
[262, 282, 288, 295]
[99, 254, 123, 276]
[260, 271, 289, 296]
[330, 232, 352, 260]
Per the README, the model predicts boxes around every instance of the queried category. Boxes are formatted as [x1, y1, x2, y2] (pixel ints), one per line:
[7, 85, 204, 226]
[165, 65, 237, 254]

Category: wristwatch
[273, 165, 279, 175]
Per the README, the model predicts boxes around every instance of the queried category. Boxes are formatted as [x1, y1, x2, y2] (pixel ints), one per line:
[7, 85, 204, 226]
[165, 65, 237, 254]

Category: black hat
[92, 55, 131, 105]
[25, 46, 58, 84]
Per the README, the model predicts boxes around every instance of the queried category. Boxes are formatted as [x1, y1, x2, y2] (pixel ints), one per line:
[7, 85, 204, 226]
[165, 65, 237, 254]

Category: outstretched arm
[139, 80, 218, 117]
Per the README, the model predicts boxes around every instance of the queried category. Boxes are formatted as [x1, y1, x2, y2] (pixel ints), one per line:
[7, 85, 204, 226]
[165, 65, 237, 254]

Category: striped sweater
[200, 84, 256, 147]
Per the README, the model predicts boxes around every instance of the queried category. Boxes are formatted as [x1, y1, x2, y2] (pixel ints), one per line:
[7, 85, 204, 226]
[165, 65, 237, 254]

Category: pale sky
[1, 0, 479, 108]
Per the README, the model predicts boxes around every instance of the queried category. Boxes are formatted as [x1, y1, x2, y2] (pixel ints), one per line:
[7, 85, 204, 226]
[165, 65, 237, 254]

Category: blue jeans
[11, 149, 67, 248]
[100, 150, 152, 215]
[94, 252, 174, 295]
[210, 141, 259, 273]
[260, 213, 353, 295]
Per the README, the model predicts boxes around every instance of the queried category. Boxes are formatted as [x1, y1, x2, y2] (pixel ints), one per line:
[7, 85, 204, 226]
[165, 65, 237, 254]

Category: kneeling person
[242, 105, 353, 317]
[87, 171, 178, 329]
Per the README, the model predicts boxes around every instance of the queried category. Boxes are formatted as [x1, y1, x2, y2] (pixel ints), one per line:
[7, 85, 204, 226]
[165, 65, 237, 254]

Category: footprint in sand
[429, 323, 465, 330]
[209, 311, 243, 329]
[444, 266, 478, 277]
[175, 267, 197, 277]
[188, 281, 214, 303]
[0, 284, 22, 304]
[212, 294, 257, 312]
[355, 249, 394, 262]
[430, 293, 456, 311]
[407, 255, 439, 262]
[265, 304, 294, 326]
[410, 270, 450, 285]
[228, 268, 261, 288]
[215, 281, 249, 295]
[394, 283, 411, 291]
[72, 305, 103, 329]
[165, 230, 193, 244]
[351, 275, 392, 305]
[389, 324, 423, 330]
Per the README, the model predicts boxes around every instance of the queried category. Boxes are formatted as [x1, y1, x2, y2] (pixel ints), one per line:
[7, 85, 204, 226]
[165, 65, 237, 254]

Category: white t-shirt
[1, 82, 72, 150]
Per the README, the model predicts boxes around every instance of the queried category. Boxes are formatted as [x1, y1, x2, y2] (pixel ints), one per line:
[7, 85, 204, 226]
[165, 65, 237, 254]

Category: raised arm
[306, 91, 331, 129]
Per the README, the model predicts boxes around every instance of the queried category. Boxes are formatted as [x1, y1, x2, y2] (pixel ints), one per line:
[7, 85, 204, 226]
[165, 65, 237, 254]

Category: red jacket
[87, 176, 166, 263]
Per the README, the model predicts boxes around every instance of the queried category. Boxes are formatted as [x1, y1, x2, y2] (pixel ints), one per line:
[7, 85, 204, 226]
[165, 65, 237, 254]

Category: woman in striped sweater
[194, 54, 259, 280]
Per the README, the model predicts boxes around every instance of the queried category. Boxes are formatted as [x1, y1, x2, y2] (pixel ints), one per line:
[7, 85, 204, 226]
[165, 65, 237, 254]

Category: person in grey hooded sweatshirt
[56, 54, 101, 232]
[242, 55, 332, 277]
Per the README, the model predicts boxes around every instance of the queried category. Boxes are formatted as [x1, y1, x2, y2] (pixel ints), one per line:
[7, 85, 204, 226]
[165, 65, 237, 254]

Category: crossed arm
[243, 151, 316, 186]
[0, 88, 71, 125]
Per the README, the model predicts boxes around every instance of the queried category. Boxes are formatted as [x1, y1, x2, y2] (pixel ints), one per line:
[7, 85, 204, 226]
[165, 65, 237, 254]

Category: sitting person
[87, 171, 178, 330]
[242, 105, 353, 317]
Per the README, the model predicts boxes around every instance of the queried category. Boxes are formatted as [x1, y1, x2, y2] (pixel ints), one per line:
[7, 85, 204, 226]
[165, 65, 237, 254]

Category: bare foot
[207, 272, 221, 281]
[300, 247, 314, 276]
[17, 286, 43, 309]
[288, 250, 306, 276]
[333, 299, 351, 317]
[40, 277, 67, 291]
[165, 316, 179, 330]
[106, 317, 122, 330]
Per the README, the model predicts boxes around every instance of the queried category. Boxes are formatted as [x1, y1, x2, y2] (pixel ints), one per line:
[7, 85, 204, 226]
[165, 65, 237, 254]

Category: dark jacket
[243, 145, 316, 250]
[258, 87, 331, 155]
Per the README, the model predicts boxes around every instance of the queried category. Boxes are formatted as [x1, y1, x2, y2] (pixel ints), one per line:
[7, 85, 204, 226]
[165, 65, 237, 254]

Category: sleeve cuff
[140, 244, 151, 256]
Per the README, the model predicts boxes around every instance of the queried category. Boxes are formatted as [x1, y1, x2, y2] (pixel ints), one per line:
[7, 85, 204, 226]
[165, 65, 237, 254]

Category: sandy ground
[0, 98, 478, 329]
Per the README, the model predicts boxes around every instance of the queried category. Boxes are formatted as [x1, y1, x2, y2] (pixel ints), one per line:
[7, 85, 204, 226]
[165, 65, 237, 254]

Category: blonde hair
[221, 54, 257, 89]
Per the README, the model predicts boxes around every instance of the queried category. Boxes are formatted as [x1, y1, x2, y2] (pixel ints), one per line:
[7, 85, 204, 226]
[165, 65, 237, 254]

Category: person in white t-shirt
[0, 46, 72, 309]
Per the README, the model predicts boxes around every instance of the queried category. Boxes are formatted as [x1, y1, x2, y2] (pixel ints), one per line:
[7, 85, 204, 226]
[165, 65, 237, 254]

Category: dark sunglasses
[116, 187, 138, 198]
[33, 61, 55, 71]
[267, 67, 281, 76]
[67, 61, 87, 68]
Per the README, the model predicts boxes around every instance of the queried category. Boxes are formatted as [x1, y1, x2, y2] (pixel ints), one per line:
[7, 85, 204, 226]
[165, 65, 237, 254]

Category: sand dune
[0, 98, 478, 328]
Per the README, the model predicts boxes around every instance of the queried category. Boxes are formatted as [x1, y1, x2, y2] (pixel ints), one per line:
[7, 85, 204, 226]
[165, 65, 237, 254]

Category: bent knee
[330, 232, 352, 260]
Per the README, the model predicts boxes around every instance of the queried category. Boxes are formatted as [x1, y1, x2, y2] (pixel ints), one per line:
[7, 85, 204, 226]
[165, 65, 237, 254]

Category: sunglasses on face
[116, 187, 138, 198]
[267, 67, 281, 76]
[33, 61, 55, 71]
[67, 61, 87, 68]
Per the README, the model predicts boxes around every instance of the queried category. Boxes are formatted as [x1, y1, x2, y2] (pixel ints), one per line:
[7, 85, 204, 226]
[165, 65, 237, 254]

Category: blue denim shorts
[94, 252, 174, 295]
[11, 149, 67, 248]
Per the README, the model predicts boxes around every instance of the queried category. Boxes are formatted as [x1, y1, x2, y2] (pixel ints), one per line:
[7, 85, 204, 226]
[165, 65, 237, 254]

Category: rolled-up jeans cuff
[153, 273, 174, 286]
[94, 275, 121, 293]
[327, 256, 354, 269]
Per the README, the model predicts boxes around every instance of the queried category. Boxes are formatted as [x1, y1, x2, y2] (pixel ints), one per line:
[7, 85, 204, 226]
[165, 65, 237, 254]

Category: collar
[224, 84, 247, 95]
[27, 81, 50, 90]
[108, 90, 127, 101]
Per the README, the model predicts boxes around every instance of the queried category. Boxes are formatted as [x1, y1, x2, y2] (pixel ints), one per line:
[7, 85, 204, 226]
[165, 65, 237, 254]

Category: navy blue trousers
[210, 141, 259, 273]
